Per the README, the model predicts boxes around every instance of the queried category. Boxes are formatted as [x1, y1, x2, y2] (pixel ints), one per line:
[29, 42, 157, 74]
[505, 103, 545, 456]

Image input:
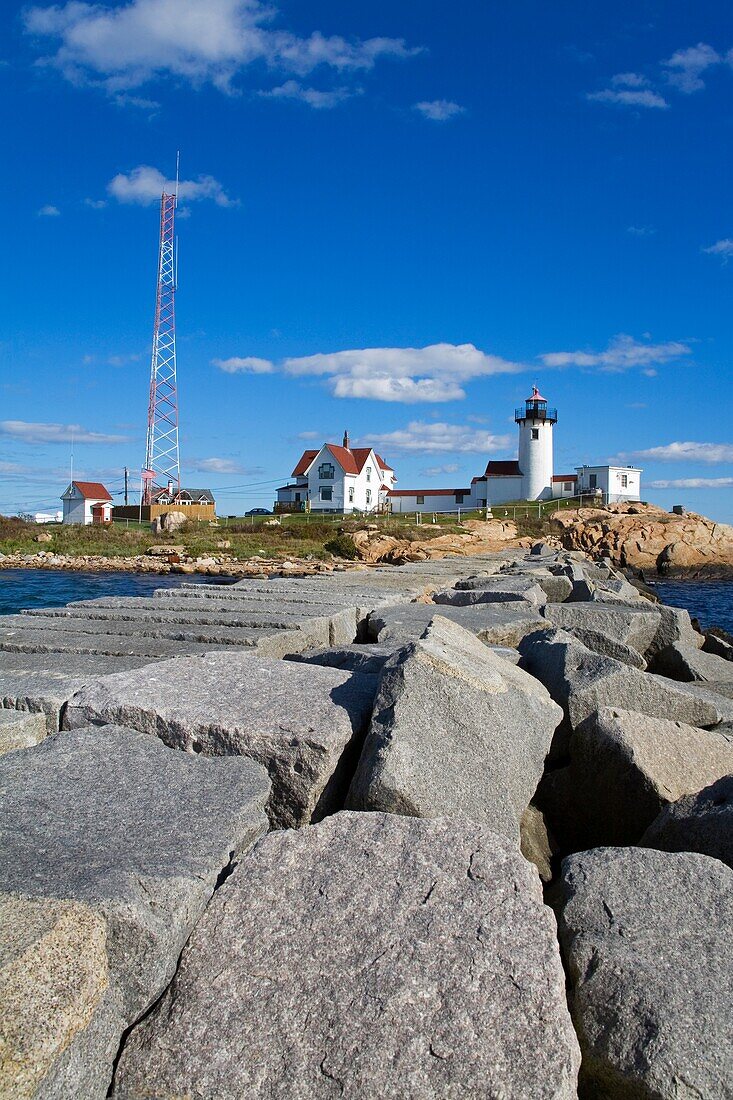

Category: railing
[515, 406, 557, 422]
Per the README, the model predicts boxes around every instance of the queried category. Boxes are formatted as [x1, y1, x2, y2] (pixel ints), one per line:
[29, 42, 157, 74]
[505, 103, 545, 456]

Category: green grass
[0, 512, 474, 563]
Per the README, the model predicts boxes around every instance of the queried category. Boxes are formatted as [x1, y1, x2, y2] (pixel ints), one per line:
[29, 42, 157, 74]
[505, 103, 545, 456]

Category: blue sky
[2, 0, 733, 520]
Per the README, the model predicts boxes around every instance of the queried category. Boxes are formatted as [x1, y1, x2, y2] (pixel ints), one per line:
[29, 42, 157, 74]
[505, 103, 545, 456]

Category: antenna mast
[143, 173, 180, 505]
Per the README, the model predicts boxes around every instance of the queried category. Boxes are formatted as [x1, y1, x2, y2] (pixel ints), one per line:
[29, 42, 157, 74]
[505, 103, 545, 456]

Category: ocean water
[0, 569, 228, 617]
[653, 580, 733, 636]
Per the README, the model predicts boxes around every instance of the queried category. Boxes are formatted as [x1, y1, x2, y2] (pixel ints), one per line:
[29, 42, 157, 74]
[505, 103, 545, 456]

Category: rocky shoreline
[1, 544, 732, 1097]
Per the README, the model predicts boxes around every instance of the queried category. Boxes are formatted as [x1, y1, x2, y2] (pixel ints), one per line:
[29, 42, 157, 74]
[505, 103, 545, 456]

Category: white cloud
[663, 43, 721, 93]
[211, 356, 274, 374]
[214, 342, 524, 402]
[702, 238, 733, 262]
[627, 225, 656, 236]
[0, 420, 128, 444]
[261, 80, 356, 108]
[360, 421, 512, 455]
[24, 0, 419, 98]
[297, 430, 321, 440]
[620, 441, 733, 464]
[587, 88, 669, 109]
[649, 477, 733, 489]
[421, 462, 460, 477]
[611, 72, 649, 88]
[108, 165, 235, 207]
[539, 333, 691, 372]
[189, 457, 252, 474]
[281, 343, 524, 403]
[84, 197, 107, 209]
[414, 99, 465, 121]
[37, 204, 60, 216]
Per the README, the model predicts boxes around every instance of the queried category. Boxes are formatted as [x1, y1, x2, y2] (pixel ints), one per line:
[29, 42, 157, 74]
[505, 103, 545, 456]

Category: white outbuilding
[61, 481, 113, 525]
[575, 465, 642, 504]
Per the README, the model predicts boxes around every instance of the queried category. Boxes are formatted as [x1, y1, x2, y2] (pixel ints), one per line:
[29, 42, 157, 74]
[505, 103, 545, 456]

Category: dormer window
[318, 463, 335, 480]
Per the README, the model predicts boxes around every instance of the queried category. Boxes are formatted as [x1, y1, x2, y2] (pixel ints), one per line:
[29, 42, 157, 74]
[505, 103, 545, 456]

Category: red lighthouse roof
[526, 386, 547, 402]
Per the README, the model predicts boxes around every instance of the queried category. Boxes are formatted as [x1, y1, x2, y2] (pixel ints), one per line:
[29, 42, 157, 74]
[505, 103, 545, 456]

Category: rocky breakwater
[549, 500, 733, 577]
[1, 547, 732, 1096]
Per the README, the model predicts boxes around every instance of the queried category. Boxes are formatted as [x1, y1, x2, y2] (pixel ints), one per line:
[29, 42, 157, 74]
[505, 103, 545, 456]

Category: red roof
[526, 386, 547, 402]
[291, 450, 318, 477]
[483, 461, 522, 477]
[388, 488, 471, 497]
[71, 481, 112, 501]
[293, 445, 392, 477]
[552, 474, 577, 482]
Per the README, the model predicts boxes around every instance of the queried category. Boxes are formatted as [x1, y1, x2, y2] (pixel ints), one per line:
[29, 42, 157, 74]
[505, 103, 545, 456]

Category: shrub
[324, 532, 359, 560]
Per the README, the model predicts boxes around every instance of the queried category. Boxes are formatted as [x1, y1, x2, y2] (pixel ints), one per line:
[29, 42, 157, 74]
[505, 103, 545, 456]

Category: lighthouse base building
[389, 387, 642, 514]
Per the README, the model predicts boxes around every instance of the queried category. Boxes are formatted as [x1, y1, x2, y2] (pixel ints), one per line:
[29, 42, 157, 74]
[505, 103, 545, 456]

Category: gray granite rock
[0, 707, 48, 753]
[651, 640, 733, 684]
[0, 726, 269, 1098]
[0, 669, 87, 733]
[542, 602, 660, 659]
[347, 616, 562, 840]
[285, 643, 400, 676]
[560, 847, 733, 1099]
[368, 600, 548, 648]
[642, 774, 733, 868]
[0, 893, 123, 1100]
[114, 812, 580, 1100]
[64, 652, 377, 829]
[703, 631, 733, 661]
[518, 629, 721, 730]
[434, 574, 549, 607]
[540, 707, 733, 851]
[646, 603, 704, 658]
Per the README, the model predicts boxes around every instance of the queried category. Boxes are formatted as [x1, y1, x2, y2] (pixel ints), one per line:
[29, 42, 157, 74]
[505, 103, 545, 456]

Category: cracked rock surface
[560, 846, 733, 1099]
[0, 725, 269, 1098]
[113, 812, 580, 1100]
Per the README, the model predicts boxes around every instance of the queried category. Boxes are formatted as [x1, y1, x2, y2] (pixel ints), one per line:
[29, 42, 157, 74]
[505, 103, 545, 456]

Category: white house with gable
[61, 481, 113, 525]
[276, 433, 396, 513]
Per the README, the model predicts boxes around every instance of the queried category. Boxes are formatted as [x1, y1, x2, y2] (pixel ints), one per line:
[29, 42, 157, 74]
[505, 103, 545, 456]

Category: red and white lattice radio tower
[142, 154, 180, 505]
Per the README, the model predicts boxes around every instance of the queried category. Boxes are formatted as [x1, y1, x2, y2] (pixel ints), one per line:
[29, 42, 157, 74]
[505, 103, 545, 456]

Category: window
[531, 428, 539, 440]
[318, 463, 335, 480]
[455, 492, 466, 504]
[620, 474, 628, 489]
[366, 466, 372, 482]
[348, 486, 355, 503]
[366, 489, 372, 505]
[564, 482, 572, 492]
[589, 474, 597, 489]
[416, 495, 424, 505]
[320, 487, 333, 501]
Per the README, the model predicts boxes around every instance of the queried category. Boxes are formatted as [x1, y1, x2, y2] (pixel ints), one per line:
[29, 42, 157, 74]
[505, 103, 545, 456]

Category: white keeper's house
[61, 481, 113, 525]
[280, 389, 642, 515]
[276, 433, 396, 514]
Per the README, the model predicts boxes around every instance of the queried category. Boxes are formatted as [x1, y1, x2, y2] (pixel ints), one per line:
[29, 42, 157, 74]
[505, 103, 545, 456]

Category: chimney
[343, 430, 350, 449]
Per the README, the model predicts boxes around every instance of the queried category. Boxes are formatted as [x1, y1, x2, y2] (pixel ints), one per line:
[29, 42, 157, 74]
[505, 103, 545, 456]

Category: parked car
[244, 508, 273, 516]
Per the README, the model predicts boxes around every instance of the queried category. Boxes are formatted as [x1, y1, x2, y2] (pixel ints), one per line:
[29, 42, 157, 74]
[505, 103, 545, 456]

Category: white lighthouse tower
[516, 386, 556, 500]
